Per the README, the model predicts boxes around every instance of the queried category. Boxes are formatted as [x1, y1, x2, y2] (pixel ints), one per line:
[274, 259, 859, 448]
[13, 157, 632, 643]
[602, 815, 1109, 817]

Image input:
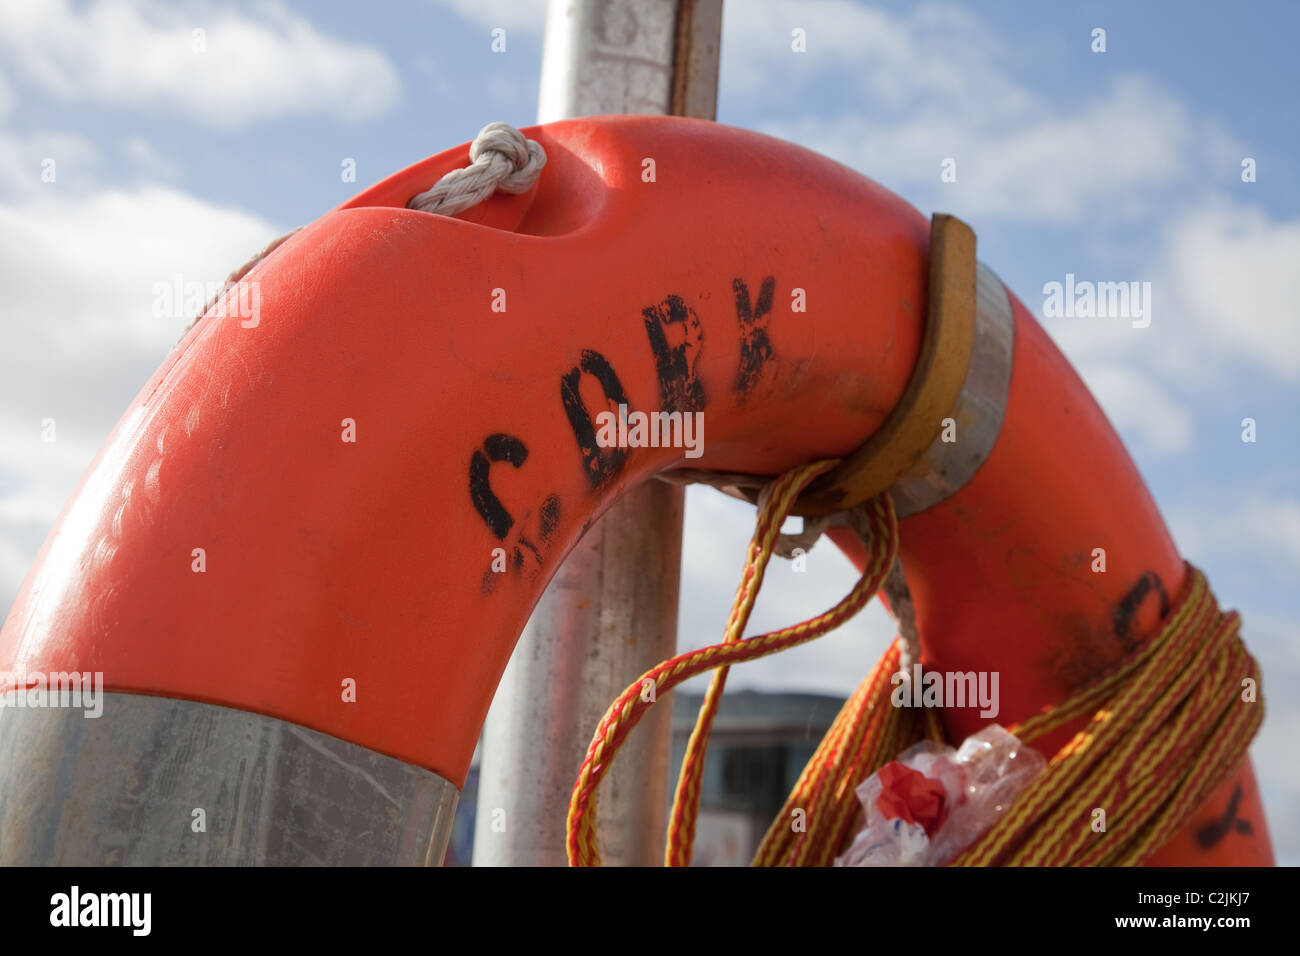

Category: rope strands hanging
[565, 459, 900, 867]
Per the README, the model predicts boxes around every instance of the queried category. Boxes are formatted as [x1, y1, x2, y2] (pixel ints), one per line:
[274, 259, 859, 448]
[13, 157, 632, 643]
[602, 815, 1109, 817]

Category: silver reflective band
[890, 261, 1016, 518]
[0, 693, 458, 865]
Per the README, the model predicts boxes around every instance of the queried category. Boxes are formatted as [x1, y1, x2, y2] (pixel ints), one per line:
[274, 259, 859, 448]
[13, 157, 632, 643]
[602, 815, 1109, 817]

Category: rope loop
[566, 459, 902, 866]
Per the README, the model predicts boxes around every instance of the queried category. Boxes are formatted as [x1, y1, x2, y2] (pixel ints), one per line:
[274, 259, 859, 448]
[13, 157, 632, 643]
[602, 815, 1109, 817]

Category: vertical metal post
[472, 0, 722, 866]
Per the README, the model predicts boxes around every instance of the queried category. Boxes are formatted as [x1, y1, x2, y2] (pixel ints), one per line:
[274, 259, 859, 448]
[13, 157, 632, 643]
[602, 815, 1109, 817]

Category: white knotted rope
[407, 122, 547, 216]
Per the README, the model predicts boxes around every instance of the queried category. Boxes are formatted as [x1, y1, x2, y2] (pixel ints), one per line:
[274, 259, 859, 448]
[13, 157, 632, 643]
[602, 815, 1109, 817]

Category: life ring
[0, 115, 1270, 865]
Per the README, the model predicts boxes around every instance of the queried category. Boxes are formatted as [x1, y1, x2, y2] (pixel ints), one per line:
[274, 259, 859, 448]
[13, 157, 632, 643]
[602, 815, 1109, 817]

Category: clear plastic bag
[835, 725, 1045, 866]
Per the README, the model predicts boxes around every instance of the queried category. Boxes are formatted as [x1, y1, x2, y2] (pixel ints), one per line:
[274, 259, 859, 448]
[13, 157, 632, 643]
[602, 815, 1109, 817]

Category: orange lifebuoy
[0, 116, 1270, 865]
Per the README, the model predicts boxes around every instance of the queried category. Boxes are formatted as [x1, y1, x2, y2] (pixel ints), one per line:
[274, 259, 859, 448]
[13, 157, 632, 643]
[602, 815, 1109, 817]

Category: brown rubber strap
[791, 212, 977, 516]
[665, 213, 978, 517]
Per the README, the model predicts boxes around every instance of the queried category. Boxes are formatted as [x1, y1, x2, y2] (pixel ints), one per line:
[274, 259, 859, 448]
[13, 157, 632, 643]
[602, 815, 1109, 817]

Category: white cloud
[0, 0, 401, 127]
[0, 129, 100, 197]
[765, 76, 1236, 226]
[0, 183, 280, 608]
[1043, 202, 1300, 391]
[0, 72, 14, 120]
[0, 534, 40, 609]
[1252, 709, 1300, 867]
[677, 486, 896, 697]
[1236, 497, 1300, 569]
[1075, 363, 1195, 460]
[1216, 614, 1300, 866]
[722, 3, 1238, 225]
[121, 136, 180, 181]
[1172, 494, 1300, 581]
[0, 185, 279, 350]
[722, 0, 1028, 118]
[1159, 203, 1300, 384]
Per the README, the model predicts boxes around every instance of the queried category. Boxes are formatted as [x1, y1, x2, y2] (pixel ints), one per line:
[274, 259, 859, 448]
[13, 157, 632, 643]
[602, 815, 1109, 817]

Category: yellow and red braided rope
[951, 569, 1262, 866]
[567, 459, 896, 866]
[566, 458, 1264, 867]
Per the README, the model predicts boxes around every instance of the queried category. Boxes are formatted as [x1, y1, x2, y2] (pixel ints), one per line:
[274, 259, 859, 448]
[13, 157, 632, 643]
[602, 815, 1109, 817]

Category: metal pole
[472, 0, 722, 866]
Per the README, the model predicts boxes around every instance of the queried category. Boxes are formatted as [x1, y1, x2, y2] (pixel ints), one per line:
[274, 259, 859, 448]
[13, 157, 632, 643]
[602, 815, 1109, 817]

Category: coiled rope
[567, 459, 1264, 867]
[952, 567, 1263, 866]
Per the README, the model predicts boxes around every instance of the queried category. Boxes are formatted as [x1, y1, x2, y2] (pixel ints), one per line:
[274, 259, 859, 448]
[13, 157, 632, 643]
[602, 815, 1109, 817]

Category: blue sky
[0, 0, 1296, 863]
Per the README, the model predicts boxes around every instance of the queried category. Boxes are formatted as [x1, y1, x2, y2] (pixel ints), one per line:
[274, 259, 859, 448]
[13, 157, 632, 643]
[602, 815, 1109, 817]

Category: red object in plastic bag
[875, 762, 950, 836]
